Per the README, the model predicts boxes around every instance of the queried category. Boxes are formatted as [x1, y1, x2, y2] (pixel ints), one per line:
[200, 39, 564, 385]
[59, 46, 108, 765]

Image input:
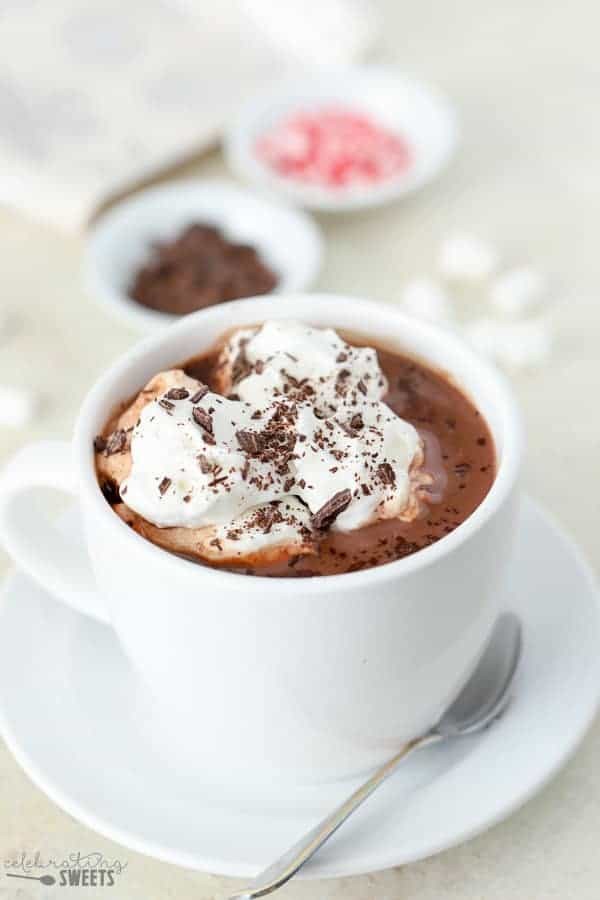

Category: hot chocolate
[95, 321, 495, 576]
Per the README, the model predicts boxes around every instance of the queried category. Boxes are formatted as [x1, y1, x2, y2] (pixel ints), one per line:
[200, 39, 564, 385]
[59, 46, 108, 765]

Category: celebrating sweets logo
[4, 851, 128, 888]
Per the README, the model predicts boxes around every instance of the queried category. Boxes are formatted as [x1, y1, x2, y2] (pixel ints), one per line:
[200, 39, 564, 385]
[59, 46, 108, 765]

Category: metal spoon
[6, 873, 56, 885]
[230, 612, 522, 900]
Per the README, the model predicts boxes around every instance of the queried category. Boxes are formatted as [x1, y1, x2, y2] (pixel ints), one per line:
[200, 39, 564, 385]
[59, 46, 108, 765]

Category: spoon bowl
[436, 612, 522, 737]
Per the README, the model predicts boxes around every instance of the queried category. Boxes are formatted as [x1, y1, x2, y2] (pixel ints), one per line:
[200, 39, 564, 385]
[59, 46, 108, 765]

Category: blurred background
[1, 1, 600, 897]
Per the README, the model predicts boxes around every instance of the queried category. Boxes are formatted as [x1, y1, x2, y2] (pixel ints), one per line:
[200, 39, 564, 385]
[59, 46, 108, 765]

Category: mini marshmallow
[465, 317, 553, 372]
[400, 278, 454, 326]
[0, 385, 38, 428]
[438, 233, 499, 282]
[489, 267, 547, 317]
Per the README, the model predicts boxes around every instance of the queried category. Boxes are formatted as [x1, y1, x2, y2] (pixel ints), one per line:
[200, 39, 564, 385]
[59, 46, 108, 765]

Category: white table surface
[2, 0, 600, 897]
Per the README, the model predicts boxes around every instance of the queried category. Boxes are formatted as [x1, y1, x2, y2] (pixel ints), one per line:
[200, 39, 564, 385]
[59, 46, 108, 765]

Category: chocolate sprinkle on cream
[192, 406, 213, 434]
[377, 462, 396, 485]
[165, 387, 190, 400]
[198, 454, 213, 474]
[159, 398, 175, 411]
[190, 385, 209, 404]
[236, 429, 265, 455]
[311, 489, 352, 530]
[158, 476, 171, 495]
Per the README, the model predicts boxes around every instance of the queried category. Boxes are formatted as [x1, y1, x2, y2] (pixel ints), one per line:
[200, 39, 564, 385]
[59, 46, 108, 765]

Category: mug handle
[0, 440, 109, 624]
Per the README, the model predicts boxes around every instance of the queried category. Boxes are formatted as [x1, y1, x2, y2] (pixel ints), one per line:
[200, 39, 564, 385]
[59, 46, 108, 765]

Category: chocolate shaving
[236, 429, 266, 455]
[377, 462, 396, 485]
[165, 387, 190, 400]
[337, 411, 365, 437]
[158, 476, 171, 495]
[231, 341, 251, 385]
[198, 454, 212, 474]
[261, 507, 276, 534]
[311, 489, 352, 530]
[100, 478, 121, 506]
[336, 351, 348, 363]
[454, 462, 472, 476]
[192, 406, 213, 434]
[159, 398, 175, 411]
[190, 384, 209, 404]
[250, 503, 283, 535]
[93, 435, 107, 453]
[357, 379, 367, 396]
[105, 429, 127, 455]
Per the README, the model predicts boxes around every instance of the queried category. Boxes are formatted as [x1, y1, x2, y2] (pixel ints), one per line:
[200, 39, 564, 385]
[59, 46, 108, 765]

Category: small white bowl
[224, 65, 459, 213]
[84, 179, 323, 332]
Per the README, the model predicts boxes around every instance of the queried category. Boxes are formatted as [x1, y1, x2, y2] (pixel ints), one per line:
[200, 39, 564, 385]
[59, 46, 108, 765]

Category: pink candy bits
[255, 107, 412, 190]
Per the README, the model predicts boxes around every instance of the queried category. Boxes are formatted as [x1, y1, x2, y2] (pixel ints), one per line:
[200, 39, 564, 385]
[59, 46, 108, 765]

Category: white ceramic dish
[0, 497, 598, 878]
[83, 179, 323, 332]
[225, 66, 459, 212]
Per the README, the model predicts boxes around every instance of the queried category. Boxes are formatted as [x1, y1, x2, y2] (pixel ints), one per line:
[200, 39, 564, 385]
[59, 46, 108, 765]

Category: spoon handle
[229, 733, 440, 899]
[6, 874, 41, 881]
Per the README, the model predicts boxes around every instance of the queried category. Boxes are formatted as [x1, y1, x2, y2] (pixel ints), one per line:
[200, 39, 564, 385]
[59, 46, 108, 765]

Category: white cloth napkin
[0, 0, 376, 231]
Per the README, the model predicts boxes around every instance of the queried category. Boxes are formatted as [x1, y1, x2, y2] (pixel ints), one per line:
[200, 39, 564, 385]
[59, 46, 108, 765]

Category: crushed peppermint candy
[255, 107, 412, 190]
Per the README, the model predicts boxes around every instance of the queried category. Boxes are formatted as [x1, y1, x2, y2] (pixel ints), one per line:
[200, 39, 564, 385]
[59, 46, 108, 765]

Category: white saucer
[84, 178, 323, 333]
[225, 66, 459, 212]
[1, 497, 599, 879]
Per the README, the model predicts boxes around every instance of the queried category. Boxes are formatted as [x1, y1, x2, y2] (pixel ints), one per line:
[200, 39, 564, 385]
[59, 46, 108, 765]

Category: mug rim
[75, 294, 523, 594]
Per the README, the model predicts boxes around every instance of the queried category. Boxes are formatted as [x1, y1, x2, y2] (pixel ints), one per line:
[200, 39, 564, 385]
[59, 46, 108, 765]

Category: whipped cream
[211, 497, 314, 559]
[118, 322, 427, 558]
[121, 384, 288, 529]
[216, 320, 387, 414]
[292, 399, 422, 531]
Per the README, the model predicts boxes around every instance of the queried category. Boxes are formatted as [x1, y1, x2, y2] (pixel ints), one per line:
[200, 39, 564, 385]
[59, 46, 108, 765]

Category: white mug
[0, 295, 522, 783]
